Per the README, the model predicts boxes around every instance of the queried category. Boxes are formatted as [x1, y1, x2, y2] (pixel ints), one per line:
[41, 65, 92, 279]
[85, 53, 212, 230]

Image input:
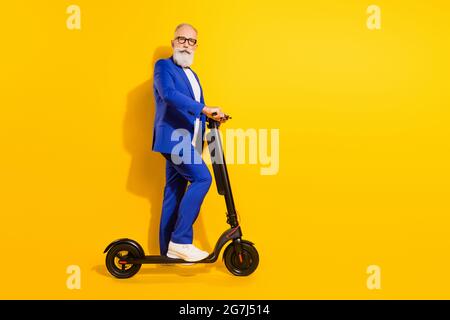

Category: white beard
[173, 48, 194, 68]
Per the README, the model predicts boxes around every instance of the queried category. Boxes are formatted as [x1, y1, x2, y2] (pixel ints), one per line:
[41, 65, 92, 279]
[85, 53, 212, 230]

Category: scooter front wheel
[105, 243, 142, 279]
[223, 241, 259, 276]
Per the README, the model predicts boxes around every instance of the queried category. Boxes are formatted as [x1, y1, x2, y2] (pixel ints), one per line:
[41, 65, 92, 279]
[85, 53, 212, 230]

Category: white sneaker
[167, 241, 209, 262]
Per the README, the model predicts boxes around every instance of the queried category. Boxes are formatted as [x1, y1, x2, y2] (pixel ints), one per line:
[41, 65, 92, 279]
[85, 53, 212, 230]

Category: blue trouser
[159, 148, 212, 255]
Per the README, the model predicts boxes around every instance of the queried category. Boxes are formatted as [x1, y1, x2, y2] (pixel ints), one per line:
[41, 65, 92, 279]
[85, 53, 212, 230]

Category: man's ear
[171, 40, 174, 48]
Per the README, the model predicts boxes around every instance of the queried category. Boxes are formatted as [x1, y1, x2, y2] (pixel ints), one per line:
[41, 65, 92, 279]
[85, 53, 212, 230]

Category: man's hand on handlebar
[202, 106, 230, 123]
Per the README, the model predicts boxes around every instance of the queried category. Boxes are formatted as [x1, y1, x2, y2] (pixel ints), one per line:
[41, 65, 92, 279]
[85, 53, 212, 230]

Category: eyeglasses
[175, 36, 197, 46]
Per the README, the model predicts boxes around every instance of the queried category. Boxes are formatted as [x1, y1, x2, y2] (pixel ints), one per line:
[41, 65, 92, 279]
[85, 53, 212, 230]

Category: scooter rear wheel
[223, 241, 259, 276]
[105, 243, 142, 279]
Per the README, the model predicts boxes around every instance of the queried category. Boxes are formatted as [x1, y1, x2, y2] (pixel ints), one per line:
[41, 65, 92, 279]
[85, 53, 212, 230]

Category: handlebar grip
[211, 112, 232, 120]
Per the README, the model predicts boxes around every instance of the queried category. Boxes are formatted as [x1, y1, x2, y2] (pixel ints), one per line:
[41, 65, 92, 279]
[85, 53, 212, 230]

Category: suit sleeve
[154, 60, 205, 117]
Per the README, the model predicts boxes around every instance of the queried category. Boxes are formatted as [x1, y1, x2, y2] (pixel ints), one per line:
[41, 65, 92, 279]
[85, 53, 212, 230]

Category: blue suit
[152, 56, 212, 255]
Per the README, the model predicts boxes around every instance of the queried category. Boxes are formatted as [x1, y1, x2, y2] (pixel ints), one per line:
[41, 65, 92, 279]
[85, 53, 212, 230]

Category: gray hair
[174, 23, 198, 36]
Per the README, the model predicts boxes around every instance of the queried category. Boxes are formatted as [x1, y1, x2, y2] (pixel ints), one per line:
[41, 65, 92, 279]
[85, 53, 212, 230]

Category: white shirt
[183, 68, 202, 147]
[183, 68, 201, 102]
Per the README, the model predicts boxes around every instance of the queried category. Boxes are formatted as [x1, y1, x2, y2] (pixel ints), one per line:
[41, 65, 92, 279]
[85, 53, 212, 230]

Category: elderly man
[152, 23, 227, 262]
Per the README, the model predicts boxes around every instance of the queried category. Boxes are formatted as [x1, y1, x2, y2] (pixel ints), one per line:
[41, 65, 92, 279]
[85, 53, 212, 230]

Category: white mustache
[176, 49, 192, 55]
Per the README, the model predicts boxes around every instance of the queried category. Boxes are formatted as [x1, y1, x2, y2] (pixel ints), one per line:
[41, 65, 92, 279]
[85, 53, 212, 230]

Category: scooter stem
[207, 117, 239, 228]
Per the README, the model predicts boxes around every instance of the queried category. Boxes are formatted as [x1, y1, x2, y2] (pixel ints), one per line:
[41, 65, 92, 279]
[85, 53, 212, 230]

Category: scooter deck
[122, 254, 216, 264]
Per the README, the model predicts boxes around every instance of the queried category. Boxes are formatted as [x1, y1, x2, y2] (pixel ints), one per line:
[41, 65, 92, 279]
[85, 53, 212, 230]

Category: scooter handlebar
[211, 112, 232, 121]
[207, 112, 231, 129]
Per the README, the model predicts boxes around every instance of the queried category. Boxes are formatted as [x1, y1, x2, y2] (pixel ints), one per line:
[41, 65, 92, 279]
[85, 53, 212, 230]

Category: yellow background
[1, 0, 449, 299]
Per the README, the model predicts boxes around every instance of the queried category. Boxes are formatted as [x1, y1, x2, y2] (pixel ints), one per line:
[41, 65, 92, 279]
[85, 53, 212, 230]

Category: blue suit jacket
[152, 56, 207, 154]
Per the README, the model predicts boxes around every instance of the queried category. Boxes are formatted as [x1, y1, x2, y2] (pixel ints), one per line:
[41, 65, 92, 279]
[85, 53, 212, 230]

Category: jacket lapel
[169, 56, 196, 100]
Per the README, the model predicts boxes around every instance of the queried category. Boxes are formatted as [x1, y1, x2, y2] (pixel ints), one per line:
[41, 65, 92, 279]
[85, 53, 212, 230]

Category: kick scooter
[104, 114, 259, 278]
